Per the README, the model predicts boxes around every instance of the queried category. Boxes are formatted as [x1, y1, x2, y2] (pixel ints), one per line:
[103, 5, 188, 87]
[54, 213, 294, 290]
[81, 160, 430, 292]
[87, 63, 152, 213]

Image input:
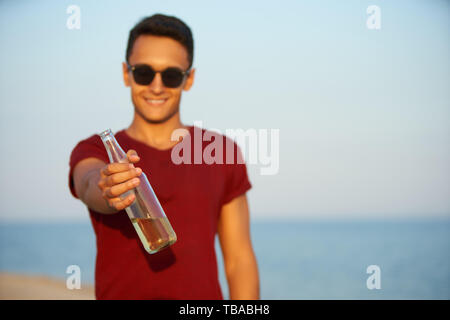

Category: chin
[138, 109, 177, 124]
[141, 113, 169, 124]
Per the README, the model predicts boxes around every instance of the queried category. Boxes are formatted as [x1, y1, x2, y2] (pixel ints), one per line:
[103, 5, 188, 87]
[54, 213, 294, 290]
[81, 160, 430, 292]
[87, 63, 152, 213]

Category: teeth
[145, 99, 166, 105]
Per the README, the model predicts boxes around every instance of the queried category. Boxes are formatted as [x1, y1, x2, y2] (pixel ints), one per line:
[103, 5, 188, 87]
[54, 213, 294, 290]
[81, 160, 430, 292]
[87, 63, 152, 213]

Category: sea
[1, 219, 449, 300]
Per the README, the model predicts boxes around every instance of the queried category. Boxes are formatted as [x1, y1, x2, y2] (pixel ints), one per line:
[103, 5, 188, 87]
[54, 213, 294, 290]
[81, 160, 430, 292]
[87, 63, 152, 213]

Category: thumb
[127, 149, 140, 163]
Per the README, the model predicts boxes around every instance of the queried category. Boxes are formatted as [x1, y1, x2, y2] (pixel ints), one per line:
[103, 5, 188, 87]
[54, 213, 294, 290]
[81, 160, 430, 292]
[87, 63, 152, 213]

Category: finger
[127, 149, 138, 157]
[110, 193, 135, 211]
[127, 149, 140, 163]
[101, 162, 133, 176]
[98, 177, 105, 189]
[105, 167, 142, 186]
[104, 177, 141, 198]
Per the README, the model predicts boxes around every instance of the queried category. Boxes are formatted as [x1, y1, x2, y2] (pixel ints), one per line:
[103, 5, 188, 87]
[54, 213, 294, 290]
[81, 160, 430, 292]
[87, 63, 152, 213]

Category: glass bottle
[98, 129, 177, 254]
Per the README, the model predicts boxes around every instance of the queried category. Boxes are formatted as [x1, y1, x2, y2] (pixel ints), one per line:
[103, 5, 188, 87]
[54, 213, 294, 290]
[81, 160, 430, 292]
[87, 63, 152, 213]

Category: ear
[122, 62, 131, 87]
[183, 68, 195, 91]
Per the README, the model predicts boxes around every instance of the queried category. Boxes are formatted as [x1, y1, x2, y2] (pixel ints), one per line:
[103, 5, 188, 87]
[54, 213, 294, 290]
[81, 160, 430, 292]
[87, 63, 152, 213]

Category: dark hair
[126, 14, 194, 68]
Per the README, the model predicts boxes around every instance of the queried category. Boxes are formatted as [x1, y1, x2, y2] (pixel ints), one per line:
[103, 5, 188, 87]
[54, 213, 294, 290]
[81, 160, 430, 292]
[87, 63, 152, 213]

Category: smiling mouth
[144, 98, 168, 106]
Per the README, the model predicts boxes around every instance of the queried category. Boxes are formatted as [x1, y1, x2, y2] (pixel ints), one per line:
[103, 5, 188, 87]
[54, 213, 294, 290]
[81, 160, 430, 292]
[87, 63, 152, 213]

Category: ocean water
[0, 219, 449, 299]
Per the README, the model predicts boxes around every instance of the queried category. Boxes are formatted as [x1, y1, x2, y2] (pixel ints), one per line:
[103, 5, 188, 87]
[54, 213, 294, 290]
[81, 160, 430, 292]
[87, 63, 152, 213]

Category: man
[68, 14, 259, 300]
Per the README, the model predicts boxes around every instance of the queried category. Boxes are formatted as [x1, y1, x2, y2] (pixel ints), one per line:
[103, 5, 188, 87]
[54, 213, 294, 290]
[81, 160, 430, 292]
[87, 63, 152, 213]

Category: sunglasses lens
[161, 68, 185, 88]
[132, 65, 155, 85]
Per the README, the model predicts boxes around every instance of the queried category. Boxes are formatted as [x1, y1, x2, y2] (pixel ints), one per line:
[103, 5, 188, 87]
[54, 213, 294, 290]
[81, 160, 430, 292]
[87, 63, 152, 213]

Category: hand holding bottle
[97, 149, 142, 211]
[98, 129, 177, 253]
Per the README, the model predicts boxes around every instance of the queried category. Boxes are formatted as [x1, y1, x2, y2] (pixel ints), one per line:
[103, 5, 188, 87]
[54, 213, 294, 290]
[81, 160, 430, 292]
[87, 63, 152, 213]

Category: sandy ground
[0, 273, 95, 300]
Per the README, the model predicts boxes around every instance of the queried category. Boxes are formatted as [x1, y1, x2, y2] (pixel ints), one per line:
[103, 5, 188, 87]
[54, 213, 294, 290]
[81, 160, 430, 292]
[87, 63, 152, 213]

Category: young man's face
[123, 35, 195, 124]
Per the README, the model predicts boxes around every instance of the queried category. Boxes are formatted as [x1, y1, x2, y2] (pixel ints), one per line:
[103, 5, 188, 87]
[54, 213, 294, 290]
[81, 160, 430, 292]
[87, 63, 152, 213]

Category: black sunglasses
[127, 63, 190, 88]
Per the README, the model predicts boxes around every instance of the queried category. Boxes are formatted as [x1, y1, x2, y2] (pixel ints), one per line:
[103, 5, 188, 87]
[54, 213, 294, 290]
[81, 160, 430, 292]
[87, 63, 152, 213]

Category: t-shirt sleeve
[68, 134, 109, 199]
[221, 140, 252, 205]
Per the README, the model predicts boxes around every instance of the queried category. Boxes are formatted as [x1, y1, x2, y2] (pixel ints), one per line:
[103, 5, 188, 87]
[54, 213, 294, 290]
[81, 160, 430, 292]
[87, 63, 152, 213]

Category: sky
[0, 0, 449, 221]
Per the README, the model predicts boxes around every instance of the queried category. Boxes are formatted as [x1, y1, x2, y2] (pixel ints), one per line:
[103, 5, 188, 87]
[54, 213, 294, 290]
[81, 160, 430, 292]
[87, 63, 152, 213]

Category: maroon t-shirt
[68, 126, 251, 300]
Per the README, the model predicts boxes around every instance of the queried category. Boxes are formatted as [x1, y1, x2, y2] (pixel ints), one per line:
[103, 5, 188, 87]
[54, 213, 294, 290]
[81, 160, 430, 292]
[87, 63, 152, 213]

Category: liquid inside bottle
[130, 217, 176, 253]
[124, 173, 177, 254]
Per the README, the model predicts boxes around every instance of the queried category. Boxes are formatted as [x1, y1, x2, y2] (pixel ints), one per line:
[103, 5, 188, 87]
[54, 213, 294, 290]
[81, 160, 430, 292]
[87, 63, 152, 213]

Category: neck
[126, 112, 188, 150]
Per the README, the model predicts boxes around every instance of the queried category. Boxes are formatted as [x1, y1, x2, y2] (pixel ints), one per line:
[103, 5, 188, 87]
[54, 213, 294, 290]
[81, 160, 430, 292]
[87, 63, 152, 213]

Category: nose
[148, 72, 164, 94]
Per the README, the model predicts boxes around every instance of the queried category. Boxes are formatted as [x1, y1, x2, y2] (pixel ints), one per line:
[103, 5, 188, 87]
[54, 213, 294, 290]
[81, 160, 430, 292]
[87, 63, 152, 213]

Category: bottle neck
[99, 129, 128, 163]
